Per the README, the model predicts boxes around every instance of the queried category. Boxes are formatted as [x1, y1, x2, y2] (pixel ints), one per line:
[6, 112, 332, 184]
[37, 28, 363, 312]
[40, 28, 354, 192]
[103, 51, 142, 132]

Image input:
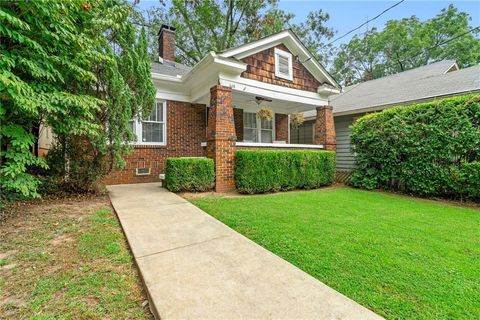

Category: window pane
[244, 128, 257, 142]
[243, 112, 257, 128]
[278, 55, 290, 75]
[157, 102, 164, 122]
[142, 122, 163, 142]
[260, 118, 273, 130]
[147, 102, 164, 122]
[261, 129, 273, 143]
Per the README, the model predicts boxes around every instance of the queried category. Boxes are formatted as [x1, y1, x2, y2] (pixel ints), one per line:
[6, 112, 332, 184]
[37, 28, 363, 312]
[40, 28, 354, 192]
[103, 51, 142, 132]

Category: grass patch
[0, 196, 151, 319]
[191, 188, 480, 319]
[0, 259, 9, 267]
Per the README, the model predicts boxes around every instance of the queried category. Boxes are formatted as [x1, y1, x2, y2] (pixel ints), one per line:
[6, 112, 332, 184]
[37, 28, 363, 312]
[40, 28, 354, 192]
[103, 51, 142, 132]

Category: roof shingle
[151, 60, 191, 77]
[330, 60, 479, 115]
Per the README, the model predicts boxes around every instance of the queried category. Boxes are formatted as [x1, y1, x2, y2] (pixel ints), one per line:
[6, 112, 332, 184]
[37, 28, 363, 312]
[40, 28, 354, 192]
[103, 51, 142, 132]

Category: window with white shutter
[274, 48, 293, 81]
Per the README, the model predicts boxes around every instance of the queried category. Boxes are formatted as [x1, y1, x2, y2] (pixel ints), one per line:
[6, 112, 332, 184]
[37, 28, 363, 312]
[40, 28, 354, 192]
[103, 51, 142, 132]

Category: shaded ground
[0, 195, 152, 319]
[191, 187, 480, 320]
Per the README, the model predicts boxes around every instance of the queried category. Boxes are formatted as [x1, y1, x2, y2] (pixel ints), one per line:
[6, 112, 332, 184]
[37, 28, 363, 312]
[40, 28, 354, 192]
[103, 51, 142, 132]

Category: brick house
[104, 25, 341, 191]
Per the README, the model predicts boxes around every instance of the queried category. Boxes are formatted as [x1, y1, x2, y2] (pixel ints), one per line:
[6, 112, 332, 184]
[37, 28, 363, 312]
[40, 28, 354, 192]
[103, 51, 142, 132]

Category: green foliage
[143, 1, 336, 66]
[165, 158, 215, 192]
[331, 5, 480, 85]
[0, 0, 155, 201]
[459, 161, 480, 199]
[235, 150, 335, 194]
[350, 94, 480, 200]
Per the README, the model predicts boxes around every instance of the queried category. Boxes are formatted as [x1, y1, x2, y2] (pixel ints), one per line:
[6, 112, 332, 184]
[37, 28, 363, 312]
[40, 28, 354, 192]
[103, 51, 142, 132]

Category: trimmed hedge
[350, 94, 480, 200]
[165, 158, 215, 192]
[235, 150, 336, 194]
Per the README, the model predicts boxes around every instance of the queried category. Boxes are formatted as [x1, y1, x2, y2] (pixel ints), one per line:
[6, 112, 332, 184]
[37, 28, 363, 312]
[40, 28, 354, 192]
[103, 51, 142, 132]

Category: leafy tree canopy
[143, 0, 336, 66]
[331, 5, 480, 86]
[0, 0, 155, 202]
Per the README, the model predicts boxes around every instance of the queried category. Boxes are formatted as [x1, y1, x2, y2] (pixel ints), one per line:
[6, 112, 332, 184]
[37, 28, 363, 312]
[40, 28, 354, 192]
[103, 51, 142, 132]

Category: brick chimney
[158, 24, 175, 62]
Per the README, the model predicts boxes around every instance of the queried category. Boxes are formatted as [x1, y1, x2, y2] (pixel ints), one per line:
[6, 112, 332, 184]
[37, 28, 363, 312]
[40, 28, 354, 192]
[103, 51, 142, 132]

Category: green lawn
[191, 188, 480, 320]
[0, 196, 151, 319]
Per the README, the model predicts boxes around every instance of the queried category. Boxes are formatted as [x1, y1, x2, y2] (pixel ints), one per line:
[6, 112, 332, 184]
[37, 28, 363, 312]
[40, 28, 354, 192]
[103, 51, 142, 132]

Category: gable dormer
[241, 44, 321, 92]
[219, 30, 340, 93]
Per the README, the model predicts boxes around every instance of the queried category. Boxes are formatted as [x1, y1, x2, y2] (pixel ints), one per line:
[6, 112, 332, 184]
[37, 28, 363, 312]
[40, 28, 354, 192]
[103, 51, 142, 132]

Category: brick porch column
[275, 113, 289, 142]
[207, 85, 237, 192]
[314, 106, 336, 151]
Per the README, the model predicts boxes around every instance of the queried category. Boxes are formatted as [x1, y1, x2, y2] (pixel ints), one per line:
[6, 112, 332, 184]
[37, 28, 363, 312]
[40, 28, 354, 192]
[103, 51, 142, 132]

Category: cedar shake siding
[240, 44, 321, 92]
[104, 101, 207, 184]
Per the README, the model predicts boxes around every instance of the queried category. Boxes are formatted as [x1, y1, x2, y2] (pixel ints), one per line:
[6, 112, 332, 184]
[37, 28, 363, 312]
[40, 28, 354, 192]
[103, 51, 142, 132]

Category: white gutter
[151, 72, 183, 82]
[318, 85, 341, 95]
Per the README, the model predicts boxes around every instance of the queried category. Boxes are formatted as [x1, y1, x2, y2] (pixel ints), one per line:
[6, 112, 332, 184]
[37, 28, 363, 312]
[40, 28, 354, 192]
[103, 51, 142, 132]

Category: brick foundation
[314, 106, 336, 151]
[104, 101, 207, 184]
[207, 85, 237, 192]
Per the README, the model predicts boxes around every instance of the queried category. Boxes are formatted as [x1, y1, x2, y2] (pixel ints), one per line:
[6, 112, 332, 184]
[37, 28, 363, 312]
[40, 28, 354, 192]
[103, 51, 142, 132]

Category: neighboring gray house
[297, 60, 480, 172]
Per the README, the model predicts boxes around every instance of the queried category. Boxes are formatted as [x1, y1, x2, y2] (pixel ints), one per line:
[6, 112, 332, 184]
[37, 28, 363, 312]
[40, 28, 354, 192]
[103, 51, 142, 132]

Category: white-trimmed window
[274, 48, 293, 81]
[130, 100, 167, 145]
[243, 112, 274, 143]
[243, 112, 257, 142]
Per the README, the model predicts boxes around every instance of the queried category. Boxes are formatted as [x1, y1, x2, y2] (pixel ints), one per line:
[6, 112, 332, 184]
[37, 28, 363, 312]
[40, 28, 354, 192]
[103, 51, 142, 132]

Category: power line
[400, 26, 480, 63]
[327, 0, 405, 46]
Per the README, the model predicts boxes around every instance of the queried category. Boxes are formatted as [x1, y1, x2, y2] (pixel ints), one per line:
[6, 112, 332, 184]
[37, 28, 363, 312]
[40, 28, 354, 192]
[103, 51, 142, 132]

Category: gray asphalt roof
[151, 60, 191, 77]
[329, 60, 480, 115]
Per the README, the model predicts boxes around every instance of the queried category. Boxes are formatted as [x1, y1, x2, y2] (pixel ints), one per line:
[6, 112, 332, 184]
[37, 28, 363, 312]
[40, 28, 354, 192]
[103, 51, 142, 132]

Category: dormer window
[274, 48, 293, 81]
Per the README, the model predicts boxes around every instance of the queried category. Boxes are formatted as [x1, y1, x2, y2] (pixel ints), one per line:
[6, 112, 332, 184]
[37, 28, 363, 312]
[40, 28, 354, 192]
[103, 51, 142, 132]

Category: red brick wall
[233, 108, 244, 141]
[275, 113, 288, 142]
[104, 101, 207, 184]
[159, 29, 175, 61]
[241, 44, 321, 92]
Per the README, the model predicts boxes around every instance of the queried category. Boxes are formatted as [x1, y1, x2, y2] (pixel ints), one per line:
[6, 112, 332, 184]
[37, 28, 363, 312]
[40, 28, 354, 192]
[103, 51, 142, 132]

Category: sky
[136, 0, 480, 45]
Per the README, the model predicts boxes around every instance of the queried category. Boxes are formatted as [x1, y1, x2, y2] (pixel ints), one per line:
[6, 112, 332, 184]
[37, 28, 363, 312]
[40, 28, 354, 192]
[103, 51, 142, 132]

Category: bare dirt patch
[0, 194, 152, 319]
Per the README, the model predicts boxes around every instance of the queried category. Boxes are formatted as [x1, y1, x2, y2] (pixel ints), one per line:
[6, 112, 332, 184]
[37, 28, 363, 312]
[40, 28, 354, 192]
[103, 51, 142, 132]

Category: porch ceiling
[231, 91, 318, 114]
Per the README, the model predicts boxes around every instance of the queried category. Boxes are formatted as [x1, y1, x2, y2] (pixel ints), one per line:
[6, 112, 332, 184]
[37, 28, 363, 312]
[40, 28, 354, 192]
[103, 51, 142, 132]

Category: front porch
[205, 84, 336, 192]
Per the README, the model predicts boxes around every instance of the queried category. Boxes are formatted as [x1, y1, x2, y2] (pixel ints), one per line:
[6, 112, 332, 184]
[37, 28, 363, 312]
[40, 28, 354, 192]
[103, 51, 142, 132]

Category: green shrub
[235, 150, 335, 194]
[459, 161, 480, 199]
[165, 158, 215, 192]
[350, 94, 480, 200]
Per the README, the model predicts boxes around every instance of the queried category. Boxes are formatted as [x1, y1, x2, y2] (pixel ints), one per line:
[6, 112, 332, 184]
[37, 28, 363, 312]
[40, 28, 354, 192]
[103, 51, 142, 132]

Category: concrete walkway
[108, 183, 383, 320]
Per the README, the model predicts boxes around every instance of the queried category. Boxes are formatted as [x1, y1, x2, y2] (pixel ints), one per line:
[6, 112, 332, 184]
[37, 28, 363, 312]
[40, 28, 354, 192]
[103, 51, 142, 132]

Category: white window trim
[131, 100, 167, 146]
[243, 112, 275, 143]
[274, 48, 293, 81]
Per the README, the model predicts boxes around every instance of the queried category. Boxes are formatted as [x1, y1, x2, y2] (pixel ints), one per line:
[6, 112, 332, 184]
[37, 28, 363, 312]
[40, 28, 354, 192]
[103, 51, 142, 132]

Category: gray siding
[334, 115, 356, 171]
